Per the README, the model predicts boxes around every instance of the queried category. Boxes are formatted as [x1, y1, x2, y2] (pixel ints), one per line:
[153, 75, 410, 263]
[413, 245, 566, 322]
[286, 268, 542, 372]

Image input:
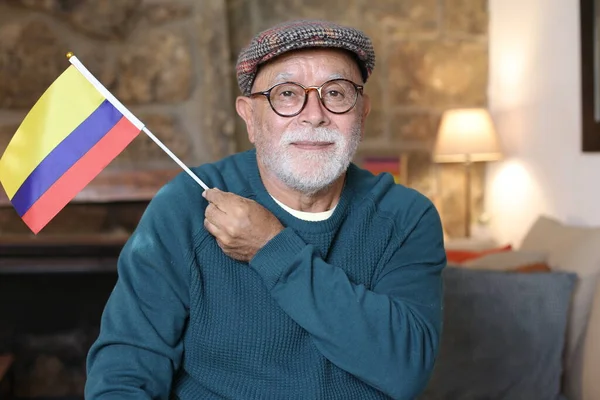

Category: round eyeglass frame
[248, 78, 364, 117]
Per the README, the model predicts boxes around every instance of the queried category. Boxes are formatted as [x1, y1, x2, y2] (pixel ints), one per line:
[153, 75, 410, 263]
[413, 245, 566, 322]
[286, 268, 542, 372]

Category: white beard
[255, 124, 362, 195]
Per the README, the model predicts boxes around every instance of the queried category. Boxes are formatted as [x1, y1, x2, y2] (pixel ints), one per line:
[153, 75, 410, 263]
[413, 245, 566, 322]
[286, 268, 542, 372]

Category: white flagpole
[141, 126, 208, 190]
[66, 52, 210, 191]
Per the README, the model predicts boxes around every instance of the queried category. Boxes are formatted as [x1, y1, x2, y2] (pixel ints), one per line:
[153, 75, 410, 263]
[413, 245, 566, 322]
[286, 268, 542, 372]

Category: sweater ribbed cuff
[250, 227, 306, 290]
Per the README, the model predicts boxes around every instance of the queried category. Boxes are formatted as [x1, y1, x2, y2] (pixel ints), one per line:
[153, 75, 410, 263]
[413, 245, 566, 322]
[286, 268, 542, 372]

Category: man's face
[237, 48, 371, 195]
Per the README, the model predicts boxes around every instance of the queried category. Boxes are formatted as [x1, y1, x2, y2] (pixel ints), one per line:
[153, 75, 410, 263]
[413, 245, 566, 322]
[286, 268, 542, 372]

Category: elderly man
[85, 19, 446, 400]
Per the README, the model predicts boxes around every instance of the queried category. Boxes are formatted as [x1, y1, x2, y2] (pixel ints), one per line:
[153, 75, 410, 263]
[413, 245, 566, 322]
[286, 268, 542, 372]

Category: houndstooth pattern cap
[236, 19, 376, 96]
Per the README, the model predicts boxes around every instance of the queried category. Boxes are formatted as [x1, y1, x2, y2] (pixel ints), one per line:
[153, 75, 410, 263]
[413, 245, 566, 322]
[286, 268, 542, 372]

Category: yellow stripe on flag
[0, 65, 105, 199]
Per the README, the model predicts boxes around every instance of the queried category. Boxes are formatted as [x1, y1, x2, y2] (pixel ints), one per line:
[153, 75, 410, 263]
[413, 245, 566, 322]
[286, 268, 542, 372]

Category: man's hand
[203, 188, 284, 262]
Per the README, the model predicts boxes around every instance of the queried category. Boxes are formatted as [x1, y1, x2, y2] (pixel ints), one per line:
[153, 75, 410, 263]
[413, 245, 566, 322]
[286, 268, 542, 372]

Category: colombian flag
[0, 55, 144, 234]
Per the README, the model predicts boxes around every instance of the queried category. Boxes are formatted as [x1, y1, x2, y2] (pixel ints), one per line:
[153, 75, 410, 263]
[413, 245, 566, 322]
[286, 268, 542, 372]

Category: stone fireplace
[0, 232, 125, 399]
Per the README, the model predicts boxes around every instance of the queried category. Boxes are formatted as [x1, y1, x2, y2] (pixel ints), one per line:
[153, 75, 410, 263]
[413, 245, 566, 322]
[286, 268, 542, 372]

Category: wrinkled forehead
[254, 48, 364, 86]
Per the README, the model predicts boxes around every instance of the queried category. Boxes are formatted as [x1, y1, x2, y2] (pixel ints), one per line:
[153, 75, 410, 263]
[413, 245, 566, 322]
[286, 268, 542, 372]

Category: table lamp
[433, 108, 502, 237]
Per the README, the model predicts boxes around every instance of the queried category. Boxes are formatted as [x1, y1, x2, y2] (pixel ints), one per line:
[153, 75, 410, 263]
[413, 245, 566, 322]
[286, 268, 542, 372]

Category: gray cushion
[420, 266, 576, 400]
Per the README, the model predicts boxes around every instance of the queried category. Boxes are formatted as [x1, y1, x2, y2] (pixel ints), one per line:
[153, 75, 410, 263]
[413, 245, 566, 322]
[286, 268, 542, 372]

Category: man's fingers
[202, 188, 228, 210]
[204, 203, 227, 228]
[204, 216, 222, 237]
[203, 188, 249, 216]
[206, 223, 235, 254]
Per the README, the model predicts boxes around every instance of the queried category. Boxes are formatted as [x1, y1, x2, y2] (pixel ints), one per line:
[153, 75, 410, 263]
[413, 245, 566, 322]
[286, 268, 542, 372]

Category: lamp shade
[433, 108, 503, 163]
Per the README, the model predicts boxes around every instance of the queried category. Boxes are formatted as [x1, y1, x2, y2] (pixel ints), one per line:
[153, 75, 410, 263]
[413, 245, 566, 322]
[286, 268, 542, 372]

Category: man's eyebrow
[327, 73, 345, 80]
[273, 72, 293, 82]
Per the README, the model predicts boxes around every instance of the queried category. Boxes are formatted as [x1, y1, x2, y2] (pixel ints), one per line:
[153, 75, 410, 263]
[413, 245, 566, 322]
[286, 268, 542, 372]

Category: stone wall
[0, 0, 488, 237]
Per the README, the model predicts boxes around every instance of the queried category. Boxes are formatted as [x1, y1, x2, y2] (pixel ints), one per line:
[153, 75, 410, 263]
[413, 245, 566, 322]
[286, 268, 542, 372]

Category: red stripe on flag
[22, 117, 140, 234]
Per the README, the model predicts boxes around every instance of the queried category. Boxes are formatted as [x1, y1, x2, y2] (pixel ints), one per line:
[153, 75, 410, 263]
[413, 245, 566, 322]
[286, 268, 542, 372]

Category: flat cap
[236, 19, 376, 96]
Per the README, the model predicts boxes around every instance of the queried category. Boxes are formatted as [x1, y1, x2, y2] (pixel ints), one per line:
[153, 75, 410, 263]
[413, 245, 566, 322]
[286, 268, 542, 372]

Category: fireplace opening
[0, 240, 121, 400]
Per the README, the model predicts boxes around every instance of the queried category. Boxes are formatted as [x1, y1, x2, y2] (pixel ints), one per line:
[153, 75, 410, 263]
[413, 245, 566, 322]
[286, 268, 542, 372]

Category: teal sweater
[85, 150, 446, 400]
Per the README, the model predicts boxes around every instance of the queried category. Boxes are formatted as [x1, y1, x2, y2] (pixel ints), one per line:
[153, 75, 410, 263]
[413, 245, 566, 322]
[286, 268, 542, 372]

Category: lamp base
[464, 161, 472, 238]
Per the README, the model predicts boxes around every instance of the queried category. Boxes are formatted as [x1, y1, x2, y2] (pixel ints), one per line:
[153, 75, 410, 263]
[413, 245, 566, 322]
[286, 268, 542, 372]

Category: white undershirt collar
[270, 195, 336, 221]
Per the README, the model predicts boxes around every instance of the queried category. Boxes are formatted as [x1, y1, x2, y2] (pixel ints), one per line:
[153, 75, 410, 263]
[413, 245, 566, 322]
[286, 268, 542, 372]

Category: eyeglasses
[249, 79, 364, 117]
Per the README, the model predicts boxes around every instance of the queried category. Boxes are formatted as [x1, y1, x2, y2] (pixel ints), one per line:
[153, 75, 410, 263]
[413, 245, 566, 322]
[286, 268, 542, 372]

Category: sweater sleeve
[249, 198, 446, 400]
[85, 183, 194, 400]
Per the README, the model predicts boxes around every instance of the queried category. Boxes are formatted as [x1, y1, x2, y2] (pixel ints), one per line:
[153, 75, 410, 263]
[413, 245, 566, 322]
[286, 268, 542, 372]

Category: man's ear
[360, 93, 372, 140]
[236, 96, 256, 144]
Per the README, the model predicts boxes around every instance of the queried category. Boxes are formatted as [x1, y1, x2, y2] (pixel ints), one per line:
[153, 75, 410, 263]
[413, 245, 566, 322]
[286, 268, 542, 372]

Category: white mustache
[280, 128, 343, 145]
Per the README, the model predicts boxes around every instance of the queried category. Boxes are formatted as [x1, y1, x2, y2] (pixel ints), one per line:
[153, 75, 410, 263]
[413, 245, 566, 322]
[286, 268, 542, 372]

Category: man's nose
[299, 89, 330, 127]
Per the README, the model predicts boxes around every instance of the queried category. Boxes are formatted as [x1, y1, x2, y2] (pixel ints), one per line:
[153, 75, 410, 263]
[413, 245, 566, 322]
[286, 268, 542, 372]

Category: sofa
[420, 215, 600, 400]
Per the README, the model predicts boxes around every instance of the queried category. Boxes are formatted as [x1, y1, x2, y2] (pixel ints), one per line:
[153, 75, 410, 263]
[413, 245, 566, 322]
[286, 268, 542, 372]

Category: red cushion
[446, 244, 512, 264]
